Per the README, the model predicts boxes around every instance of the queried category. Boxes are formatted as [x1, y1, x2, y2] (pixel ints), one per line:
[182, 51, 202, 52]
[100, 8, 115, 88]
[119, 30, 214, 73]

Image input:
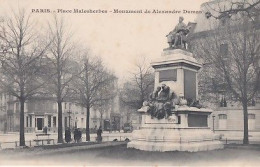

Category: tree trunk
[242, 100, 249, 144]
[57, 101, 63, 143]
[19, 98, 25, 146]
[86, 105, 90, 141]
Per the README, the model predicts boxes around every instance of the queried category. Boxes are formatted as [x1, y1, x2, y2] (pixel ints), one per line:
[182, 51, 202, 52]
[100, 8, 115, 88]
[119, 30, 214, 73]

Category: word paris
[31, 9, 202, 14]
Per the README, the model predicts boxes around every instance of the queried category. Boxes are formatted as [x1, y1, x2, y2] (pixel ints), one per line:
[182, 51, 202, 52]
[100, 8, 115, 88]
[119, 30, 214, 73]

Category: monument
[127, 17, 224, 152]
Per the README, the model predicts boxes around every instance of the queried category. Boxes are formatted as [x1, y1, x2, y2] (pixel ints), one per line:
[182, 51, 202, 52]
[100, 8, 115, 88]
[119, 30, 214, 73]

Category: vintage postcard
[0, 0, 259, 166]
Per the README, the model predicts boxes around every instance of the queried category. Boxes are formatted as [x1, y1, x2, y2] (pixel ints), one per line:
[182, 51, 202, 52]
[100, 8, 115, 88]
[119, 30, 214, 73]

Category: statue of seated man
[166, 16, 190, 49]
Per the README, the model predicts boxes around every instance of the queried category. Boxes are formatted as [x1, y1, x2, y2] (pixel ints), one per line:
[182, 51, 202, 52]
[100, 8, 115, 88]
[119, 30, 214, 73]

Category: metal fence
[0, 135, 131, 149]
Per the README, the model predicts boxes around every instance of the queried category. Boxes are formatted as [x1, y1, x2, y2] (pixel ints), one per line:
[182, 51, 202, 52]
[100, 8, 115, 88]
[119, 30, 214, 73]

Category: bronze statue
[146, 84, 177, 119]
[143, 83, 203, 120]
[166, 16, 191, 49]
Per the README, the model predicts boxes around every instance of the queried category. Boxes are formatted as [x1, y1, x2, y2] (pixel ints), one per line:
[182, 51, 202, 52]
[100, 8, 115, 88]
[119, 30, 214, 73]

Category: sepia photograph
[0, 0, 259, 166]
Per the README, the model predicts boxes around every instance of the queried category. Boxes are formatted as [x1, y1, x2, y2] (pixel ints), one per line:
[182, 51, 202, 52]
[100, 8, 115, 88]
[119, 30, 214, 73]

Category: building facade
[0, 91, 123, 133]
[0, 94, 87, 133]
[190, 0, 260, 140]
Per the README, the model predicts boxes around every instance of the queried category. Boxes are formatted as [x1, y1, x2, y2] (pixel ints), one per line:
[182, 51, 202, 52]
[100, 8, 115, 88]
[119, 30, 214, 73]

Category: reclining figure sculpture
[141, 84, 203, 120]
[141, 84, 178, 119]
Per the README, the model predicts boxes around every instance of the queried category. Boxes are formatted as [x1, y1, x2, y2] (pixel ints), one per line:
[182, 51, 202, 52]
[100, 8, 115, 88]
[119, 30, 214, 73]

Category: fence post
[42, 140, 44, 146]
[226, 138, 227, 144]
[29, 140, 32, 147]
[15, 141, 17, 147]
[120, 136, 121, 141]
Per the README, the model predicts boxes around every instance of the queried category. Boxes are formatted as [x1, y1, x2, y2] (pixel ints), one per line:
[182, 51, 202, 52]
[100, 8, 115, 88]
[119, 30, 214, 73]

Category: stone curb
[32, 141, 128, 155]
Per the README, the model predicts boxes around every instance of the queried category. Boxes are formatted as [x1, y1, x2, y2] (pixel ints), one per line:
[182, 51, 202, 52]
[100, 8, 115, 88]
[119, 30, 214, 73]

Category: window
[218, 114, 227, 119]
[15, 103, 19, 112]
[218, 114, 227, 129]
[65, 117, 67, 128]
[248, 114, 255, 119]
[177, 116, 181, 124]
[48, 115, 51, 127]
[29, 115, 32, 127]
[81, 118, 84, 125]
[220, 97, 227, 107]
[26, 116, 29, 127]
[53, 116, 56, 127]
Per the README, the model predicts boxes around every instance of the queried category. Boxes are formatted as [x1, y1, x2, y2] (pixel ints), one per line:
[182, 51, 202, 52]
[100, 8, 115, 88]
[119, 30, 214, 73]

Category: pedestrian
[78, 128, 82, 142]
[65, 128, 71, 143]
[96, 126, 102, 142]
[4, 122, 7, 134]
[43, 126, 48, 134]
[74, 128, 79, 143]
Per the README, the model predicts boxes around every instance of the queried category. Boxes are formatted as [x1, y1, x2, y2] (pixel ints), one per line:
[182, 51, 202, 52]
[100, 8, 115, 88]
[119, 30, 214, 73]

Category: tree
[191, 12, 260, 144]
[47, 15, 76, 143]
[75, 53, 116, 141]
[94, 79, 116, 128]
[204, 0, 260, 21]
[0, 9, 50, 146]
[120, 57, 154, 110]
[197, 62, 224, 108]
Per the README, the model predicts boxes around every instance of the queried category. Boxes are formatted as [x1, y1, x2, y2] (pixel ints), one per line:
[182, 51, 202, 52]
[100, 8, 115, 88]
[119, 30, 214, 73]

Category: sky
[0, 0, 209, 84]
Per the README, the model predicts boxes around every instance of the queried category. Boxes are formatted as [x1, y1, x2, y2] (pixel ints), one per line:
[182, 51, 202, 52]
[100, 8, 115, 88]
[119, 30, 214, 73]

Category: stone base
[127, 127, 224, 152]
[128, 140, 223, 152]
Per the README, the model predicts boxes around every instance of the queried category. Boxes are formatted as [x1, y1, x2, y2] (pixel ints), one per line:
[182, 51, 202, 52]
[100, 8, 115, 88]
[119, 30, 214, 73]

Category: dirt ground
[0, 145, 260, 166]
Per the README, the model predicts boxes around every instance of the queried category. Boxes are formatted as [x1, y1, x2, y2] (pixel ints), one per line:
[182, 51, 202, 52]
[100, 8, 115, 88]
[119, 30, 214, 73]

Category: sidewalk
[37, 141, 128, 154]
[0, 132, 131, 149]
[0, 141, 128, 156]
[0, 132, 19, 136]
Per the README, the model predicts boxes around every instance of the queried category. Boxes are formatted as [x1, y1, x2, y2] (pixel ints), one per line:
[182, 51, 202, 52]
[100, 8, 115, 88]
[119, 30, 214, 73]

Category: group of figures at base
[141, 84, 202, 120]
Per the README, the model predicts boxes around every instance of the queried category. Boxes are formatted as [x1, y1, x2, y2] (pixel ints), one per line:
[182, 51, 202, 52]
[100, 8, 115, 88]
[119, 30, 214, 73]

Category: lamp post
[212, 115, 215, 133]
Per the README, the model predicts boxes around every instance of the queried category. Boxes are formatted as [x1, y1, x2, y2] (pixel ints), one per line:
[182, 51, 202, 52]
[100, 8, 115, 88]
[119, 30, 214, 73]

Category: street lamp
[212, 115, 215, 133]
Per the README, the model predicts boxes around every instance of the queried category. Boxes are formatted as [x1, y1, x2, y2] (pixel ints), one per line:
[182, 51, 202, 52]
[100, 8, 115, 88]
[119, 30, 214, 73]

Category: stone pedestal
[127, 49, 223, 152]
[151, 49, 201, 100]
[127, 107, 224, 152]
